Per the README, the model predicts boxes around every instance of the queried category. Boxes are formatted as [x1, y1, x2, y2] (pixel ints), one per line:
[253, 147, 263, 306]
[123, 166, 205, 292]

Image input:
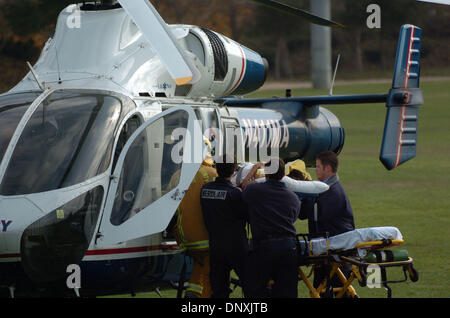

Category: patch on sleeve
[201, 189, 227, 200]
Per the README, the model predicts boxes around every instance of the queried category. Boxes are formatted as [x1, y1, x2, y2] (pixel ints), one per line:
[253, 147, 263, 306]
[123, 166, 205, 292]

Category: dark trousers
[209, 242, 249, 298]
[246, 237, 298, 298]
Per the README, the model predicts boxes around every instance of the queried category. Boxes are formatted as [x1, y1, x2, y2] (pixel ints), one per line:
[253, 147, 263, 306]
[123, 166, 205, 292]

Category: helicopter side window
[195, 108, 219, 156]
[0, 92, 122, 196]
[0, 93, 40, 164]
[110, 110, 189, 226]
[112, 115, 142, 172]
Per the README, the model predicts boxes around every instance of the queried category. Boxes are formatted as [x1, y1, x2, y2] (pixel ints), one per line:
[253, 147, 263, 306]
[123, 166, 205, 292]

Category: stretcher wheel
[323, 285, 334, 298]
[357, 267, 367, 287]
[408, 264, 419, 282]
[358, 273, 367, 287]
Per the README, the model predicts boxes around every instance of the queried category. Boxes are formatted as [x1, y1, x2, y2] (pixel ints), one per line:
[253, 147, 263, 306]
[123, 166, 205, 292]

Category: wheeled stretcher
[297, 227, 419, 298]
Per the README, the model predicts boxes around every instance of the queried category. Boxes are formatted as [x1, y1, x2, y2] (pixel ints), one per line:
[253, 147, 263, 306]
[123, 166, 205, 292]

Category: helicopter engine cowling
[149, 26, 268, 99]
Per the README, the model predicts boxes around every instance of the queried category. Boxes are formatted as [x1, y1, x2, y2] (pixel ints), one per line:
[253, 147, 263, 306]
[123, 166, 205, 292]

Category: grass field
[255, 79, 450, 298]
[106, 79, 450, 299]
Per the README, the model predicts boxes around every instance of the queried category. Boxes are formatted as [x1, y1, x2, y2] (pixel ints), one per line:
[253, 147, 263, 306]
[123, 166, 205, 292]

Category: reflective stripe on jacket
[173, 162, 217, 251]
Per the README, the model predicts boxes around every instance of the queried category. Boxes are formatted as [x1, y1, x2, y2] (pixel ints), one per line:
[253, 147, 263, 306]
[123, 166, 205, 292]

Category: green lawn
[106, 79, 450, 298]
[256, 79, 450, 298]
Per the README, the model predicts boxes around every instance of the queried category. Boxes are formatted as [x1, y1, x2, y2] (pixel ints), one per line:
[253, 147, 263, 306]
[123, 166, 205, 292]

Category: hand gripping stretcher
[296, 226, 419, 298]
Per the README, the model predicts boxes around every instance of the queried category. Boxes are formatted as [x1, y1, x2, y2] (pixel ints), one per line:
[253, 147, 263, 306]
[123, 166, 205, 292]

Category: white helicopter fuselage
[0, 4, 266, 294]
[0, 2, 345, 295]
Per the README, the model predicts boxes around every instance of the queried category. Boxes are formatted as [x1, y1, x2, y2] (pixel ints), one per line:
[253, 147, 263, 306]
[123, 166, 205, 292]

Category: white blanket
[233, 163, 329, 194]
[256, 176, 329, 194]
[301, 227, 403, 256]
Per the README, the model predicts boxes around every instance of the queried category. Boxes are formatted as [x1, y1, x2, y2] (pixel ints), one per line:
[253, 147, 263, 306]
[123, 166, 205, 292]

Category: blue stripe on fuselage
[232, 46, 266, 95]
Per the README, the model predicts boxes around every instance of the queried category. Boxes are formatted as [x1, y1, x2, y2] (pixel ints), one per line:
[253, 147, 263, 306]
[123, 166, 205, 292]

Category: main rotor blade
[252, 0, 344, 27]
[117, 0, 199, 85]
[417, 0, 450, 5]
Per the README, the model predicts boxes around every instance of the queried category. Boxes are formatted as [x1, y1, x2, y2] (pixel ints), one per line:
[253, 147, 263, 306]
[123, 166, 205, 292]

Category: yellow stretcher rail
[297, 238, 418, 298]
[355, 239, 404, 249]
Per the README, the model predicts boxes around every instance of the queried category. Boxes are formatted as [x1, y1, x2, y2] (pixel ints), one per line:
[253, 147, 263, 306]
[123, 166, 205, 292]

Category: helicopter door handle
[95, 232, 103, 245]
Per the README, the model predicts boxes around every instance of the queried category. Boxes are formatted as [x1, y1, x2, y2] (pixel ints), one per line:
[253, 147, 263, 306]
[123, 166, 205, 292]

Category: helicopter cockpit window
[0, 92, 122, 195]
[0, 93, 40, 164]
[110, 110, 189, 226]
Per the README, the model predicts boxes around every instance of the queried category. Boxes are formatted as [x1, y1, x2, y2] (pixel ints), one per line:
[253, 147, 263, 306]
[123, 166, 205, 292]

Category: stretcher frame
[297, 234, 419, 298]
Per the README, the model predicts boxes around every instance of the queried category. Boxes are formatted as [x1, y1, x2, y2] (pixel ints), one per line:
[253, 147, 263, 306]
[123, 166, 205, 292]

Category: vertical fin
[380, 25, 423, 170]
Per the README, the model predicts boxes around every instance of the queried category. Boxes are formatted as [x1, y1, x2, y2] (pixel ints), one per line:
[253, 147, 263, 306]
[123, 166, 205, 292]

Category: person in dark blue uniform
[299, 151, 355, 295]
[200, 155, 249, 298]
[299, 151, 355, 237]
[242, 158, 300, 298]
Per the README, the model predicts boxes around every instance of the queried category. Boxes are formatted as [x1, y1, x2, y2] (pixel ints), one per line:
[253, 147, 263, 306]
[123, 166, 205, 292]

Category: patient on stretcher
[299, 226, 404, 256]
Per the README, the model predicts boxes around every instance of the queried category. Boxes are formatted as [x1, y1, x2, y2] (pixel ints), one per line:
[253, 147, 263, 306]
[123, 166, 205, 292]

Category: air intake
[202, 28, 228, 81]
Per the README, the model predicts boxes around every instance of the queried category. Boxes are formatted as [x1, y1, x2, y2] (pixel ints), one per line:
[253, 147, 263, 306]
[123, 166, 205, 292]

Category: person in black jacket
[299, 151, 355, 294]
[200, 155, 249, 298]
[242, 158, 300, 298]
[299, 151, 355, 237]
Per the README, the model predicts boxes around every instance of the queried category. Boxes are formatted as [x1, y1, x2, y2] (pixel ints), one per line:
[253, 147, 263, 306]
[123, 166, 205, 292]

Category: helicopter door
[96, 105, 204, 247]
[221, 116, 245, 163]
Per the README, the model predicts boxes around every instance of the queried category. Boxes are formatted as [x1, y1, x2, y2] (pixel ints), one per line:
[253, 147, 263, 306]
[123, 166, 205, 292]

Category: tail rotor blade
[252, 0, 344, 27]
[117, 0, 199, 85]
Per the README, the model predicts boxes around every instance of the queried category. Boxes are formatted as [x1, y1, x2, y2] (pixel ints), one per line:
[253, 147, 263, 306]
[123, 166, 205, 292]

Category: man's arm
[315, 188, 341, 224]
[241, 163, 264, 188]
[231, 189, 250, 222]
[299, 197, 314, 220]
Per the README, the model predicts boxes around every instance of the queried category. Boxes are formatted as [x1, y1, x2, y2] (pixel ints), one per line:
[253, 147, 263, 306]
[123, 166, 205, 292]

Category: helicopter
[0, 0, 423, 297]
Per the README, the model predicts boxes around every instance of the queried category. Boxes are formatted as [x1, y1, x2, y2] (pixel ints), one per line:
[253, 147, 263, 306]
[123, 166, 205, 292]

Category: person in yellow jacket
[170, 138, 218, 298]
[285, 159, 313, 181]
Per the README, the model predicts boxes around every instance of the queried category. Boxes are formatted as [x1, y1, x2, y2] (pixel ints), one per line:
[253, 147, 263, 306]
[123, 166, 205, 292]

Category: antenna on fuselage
[329, 54, 341, 96]
[26, 61, 46, 91]
[54, 46, 62, 84]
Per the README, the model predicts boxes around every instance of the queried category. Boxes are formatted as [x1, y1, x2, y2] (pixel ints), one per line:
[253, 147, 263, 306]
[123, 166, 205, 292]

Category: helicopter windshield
[0, 91, 123, 195]
[0, 92, 41, 164]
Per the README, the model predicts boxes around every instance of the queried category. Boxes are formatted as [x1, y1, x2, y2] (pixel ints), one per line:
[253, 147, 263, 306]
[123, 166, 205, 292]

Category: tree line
[0, 0, 448, 91]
